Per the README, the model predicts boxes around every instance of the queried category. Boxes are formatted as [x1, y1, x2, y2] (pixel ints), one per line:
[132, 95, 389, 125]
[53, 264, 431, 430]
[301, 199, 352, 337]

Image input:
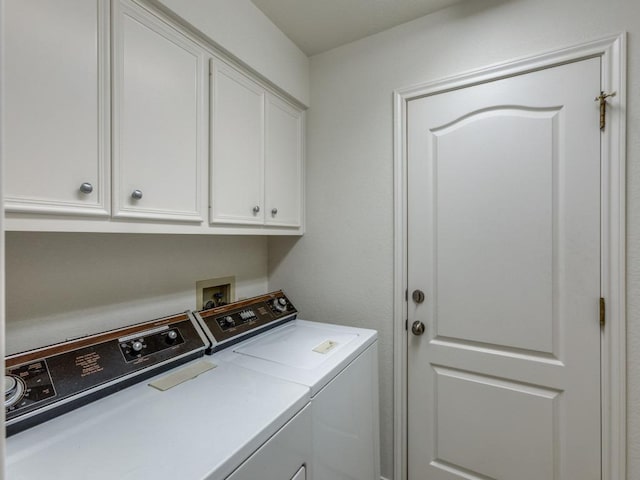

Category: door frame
[392, 34, 626, 480]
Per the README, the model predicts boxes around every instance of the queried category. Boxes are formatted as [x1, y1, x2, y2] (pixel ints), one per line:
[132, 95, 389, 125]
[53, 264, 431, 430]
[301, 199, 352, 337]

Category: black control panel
[119, 327, 185, 362]
[5, 312, 208, 436]
[196, 290, 297, 353]
[5, 361, 56, 414]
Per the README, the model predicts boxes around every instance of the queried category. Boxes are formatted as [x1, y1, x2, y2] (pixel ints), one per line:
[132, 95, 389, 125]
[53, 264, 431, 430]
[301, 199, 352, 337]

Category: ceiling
[251, 0, 465, 56]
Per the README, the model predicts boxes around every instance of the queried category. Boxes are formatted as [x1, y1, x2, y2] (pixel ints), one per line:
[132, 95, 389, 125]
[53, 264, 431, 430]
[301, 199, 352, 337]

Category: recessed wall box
[196, 276, 235, 310]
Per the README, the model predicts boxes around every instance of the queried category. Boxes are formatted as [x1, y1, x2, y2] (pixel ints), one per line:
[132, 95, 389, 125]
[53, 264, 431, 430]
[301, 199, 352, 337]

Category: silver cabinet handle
[79, 182, 93, 194]
[131, 189, 143, 200]
[271, 208, 278, 216]
[253, 205, 260, 214]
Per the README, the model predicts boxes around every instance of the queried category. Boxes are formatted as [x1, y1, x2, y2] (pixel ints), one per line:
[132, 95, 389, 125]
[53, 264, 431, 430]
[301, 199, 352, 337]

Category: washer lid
[217, 320, 378, 396]
[234, 323, 359, 369]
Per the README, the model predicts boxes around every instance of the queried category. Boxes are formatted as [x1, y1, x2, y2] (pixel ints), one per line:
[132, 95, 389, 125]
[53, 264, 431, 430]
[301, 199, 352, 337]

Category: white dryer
[197, 298, 381, 480]
[6, 358, 312, 480]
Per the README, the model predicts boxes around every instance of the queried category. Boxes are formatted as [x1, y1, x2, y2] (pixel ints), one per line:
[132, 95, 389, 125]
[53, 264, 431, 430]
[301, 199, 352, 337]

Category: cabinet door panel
[265, 95, 303, 227]
[210, 61, 264, 225]
[3, 0, 110, 216]
[113, 0, 204, 222]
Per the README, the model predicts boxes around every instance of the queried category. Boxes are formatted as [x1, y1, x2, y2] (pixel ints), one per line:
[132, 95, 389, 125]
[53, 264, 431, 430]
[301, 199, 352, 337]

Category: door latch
[595, 91, 616, 131]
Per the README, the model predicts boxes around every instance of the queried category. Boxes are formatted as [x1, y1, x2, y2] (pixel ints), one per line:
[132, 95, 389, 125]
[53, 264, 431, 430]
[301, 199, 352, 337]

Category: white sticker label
[312, 340, 338, 354]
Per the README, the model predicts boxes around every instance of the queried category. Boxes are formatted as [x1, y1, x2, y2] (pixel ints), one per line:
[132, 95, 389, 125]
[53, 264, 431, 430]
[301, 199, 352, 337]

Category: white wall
[268, 0, 640, 478]
[5, 233, 268, 354]
[157, 0, 310, 106]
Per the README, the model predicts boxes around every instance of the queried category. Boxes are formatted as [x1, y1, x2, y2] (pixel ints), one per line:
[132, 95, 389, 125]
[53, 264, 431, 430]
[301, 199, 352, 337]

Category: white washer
[6, 358, 312, 480]
[215, 319, 381, 480]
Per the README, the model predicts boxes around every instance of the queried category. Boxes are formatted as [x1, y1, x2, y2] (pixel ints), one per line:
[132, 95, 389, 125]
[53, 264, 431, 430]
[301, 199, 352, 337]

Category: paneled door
[407, 57, 601, 479]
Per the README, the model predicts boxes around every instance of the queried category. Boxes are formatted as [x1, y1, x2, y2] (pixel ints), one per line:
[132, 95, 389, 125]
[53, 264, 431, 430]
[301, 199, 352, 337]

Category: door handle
[411, 320, 426, 336]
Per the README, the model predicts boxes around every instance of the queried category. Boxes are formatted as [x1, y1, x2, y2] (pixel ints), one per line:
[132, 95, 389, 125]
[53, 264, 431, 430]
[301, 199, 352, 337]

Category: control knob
[272, 298, 287, 312]
[166, 330, 178, 343]
[5, 375, 25, 408]
[223, 316, 235, 327]
[131, 340, 144, 352]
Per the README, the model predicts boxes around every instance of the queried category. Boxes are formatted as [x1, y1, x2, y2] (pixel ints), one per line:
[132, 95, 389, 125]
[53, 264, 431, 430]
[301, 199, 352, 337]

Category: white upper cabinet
[3, 1, 304, 235]
[210, 61, 265, 225]
[265, 94, 303, 228]
[211, 61, 304, 230]
[2, 0, 110, 216]
[112, 0, 206, 222]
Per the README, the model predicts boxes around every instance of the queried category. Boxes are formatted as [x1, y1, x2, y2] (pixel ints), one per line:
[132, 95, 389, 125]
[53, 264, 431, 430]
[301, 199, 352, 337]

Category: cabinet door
[210, 61, 264, 225]
[112, 0, 205, 222]
[3, 0, 110, 216]
[265, 94, 303, 228]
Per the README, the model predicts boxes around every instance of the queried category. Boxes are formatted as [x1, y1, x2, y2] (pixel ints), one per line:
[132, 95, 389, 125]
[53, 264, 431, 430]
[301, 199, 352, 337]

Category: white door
[112, 0, 205, 222]
[291, 466, 306, 480]
[407, 58, 601, 479]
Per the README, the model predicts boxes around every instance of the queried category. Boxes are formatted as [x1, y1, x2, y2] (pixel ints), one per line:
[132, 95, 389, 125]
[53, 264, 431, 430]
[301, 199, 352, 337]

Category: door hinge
[405, 319, 408, 331]
[595, 91, 616, 131]
[600, 297, 606, 328]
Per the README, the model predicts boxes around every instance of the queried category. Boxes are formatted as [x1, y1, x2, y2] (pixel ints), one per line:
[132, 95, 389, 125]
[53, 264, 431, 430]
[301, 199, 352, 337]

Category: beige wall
[5, 233, 268, 354]
[268, 0, 640, 477]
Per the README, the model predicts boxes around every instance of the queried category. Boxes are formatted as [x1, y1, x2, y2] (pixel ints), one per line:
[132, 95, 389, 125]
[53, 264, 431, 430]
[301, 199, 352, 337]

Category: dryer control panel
[5, 312, 208, 436]
[195, 290, 297, 353]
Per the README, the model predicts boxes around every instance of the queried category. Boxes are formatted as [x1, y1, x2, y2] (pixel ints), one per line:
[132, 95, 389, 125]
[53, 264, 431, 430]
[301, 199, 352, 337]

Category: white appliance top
[6, 359, 310, 480]
[217, 319, 377, 396]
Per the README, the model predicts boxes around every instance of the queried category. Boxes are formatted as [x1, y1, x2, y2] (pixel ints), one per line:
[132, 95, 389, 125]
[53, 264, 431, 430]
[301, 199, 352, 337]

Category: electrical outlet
[196, 276, 235, 310]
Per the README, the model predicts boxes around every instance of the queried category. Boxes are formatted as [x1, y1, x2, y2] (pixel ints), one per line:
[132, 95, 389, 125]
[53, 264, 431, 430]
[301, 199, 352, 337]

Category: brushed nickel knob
[412, 290, 426, 304]
[79, 182, 93, 194]
[131, 189, 143, 200]
[271, 208, 278, 216]
[253, 205, 260, 214]
[411, 321, 426, 336]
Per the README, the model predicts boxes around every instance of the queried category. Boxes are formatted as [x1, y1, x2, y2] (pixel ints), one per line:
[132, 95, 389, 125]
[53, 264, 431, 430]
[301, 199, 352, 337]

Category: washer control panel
[5, 312, 208, 436]
[196, 290, 297, 353]
[119, 327, 185, 362]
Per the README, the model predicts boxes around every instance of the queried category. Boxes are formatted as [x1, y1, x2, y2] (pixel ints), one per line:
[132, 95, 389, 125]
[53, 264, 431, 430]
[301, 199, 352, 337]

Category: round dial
[167, 330, 178, 340]
[272, 298, 287, 312]
[224, 316, 235, 327]
[131, 340, 144, 352]
[5, 375, 25, 408]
